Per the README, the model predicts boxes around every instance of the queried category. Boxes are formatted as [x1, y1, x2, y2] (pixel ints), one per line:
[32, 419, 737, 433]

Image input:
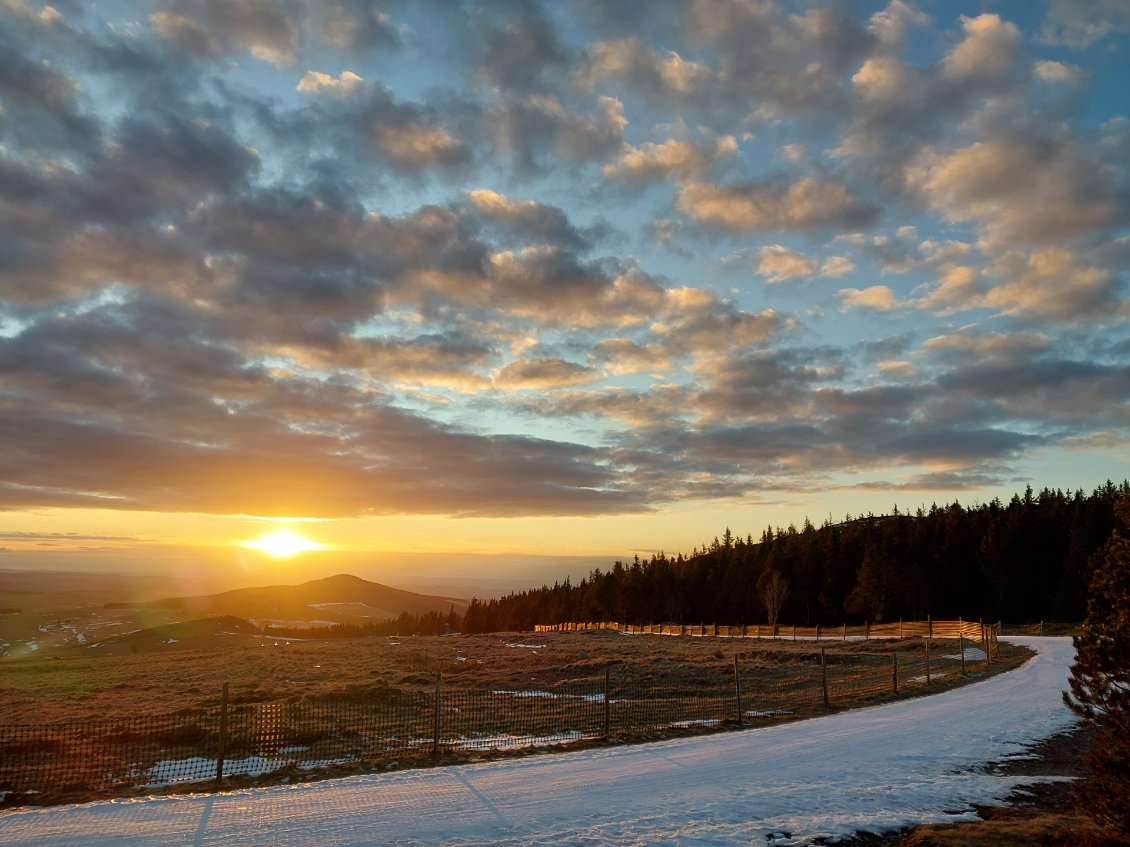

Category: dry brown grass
[1, 630, 1025, 726]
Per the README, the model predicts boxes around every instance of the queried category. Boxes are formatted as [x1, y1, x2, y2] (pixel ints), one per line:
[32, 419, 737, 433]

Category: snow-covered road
[0, 637, 1078, 846]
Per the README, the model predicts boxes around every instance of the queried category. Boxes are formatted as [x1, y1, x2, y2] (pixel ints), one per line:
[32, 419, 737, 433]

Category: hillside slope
[147, 573, 467, 626]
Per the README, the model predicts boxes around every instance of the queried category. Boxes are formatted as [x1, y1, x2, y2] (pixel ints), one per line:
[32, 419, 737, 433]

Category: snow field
[0, 637, 1078, 846]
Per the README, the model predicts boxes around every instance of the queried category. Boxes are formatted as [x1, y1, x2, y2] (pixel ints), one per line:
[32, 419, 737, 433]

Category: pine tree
[1064, 499, 1130, 841]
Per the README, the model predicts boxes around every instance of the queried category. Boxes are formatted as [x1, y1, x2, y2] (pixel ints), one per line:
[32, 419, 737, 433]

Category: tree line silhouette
[462, 481, 1130, 634]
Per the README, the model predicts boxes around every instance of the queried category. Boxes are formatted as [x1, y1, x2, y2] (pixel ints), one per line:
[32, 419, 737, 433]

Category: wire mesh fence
[0, 637, 998, 808]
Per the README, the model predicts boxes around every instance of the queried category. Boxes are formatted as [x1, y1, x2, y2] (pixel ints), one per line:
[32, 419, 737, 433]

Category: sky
[1, 0, 1128, 592]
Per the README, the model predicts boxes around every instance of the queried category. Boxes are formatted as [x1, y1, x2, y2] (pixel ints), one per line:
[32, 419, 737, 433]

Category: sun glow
[241, 528, 324, 558]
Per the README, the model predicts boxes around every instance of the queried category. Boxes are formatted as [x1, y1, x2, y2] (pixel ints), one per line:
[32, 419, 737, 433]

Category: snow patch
[144, 754, 357, 787]
[945, 647, 986, 660]
[670, 718, 722, 729]
[492, 689, 610, 704]
[449, 730, 585, 752]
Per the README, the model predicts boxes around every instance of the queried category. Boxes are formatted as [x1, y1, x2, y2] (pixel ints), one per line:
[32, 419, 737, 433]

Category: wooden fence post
[892, 652, 899, 695]
[842, 622, 847, 642]
[603, 667, 611, 738]
[734, 654, 743, 726]
[865, 621, 870, 640]
[959, 633, 966, 676]
[215, 682, 229, 784]
[820, 648, 829, 709]
[816, 623, 821, 641]
[928, 615, 933, 640]
[899, 619, 903, 638]
[792, 624, 796, 641]
[432, 674, 441, 756]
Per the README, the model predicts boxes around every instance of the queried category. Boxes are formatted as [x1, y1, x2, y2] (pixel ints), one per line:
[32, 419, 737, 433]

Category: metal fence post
[215, 682, 229, 784]
[820, 648, 829, 709]
[603, 667, 611, 738]
[734, 654, 743, 726]
[432, 674, 441, 756]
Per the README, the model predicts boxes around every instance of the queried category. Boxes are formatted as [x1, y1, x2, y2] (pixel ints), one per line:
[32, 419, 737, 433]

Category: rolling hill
[146, 573, 468, 627]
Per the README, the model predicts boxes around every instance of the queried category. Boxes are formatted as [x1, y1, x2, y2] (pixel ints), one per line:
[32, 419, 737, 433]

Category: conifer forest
[461, 481, 1130, 634]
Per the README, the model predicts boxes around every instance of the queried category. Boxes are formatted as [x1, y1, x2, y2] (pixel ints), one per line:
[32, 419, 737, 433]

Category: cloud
[530, 384, 690, 429]
[851, 55, 924, 110]
[905, 136, 1127, 245]
[983, 248, 1123, 320]
[320, 3, 400, 52]
[1033, 60, 1084, 84]
[473, 11, 570, 93]
[936, 357, 1130, 425]
[690, 348, 844, 423]
[942, 14, 1023, 81]
[655, 293, 792, 356]
[603, 135, 737, 184]
[868, 1, 931, 47]
[494, 357, 600, 390]
[593, 338, 673, 376]
[465, 190, 591, 251]
[756, 245, 815, 283]
[1040, 0, 1130, 47]
[489, 94, 626, 173]
[820, 256, 855, 278]
[680, 2, 874, 114]
[920, 329, 1053, 363]
[151, 0, 300, 64]
[1, 1, 1126, 524]
[914, 265, 983, 312]
[577, 36, 713, 99]
[296, 69, 363, 93]
[0, 26, 101, 155]
[839, 286, 900, 311]
[0, 402, 650, 518]
[373, 121, 468, 171]
[678, 177, 877, 231]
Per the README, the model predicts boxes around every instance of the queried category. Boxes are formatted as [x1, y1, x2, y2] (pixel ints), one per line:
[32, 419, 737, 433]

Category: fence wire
[0, 642, 993, 807]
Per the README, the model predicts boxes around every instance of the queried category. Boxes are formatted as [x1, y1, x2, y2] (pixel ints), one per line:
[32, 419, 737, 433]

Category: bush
[1064, 499, 1130, 838]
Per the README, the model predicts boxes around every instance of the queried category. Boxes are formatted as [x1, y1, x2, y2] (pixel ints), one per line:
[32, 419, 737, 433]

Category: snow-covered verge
[0, 637, 1077, 846]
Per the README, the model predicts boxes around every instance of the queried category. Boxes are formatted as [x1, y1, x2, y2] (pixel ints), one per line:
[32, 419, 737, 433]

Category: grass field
[0, 629, 1029, 807]
[2, 629, 1024, 725]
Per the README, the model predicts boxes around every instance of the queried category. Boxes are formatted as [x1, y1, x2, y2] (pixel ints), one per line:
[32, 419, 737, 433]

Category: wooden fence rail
[534, 618, 998, 651]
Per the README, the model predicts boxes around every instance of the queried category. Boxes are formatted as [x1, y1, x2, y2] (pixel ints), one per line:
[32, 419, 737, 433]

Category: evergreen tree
[1064, 499, 1130, 841]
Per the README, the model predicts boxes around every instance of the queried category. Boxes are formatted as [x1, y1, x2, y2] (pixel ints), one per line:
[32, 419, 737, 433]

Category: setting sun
[241, 528, 323, 558]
